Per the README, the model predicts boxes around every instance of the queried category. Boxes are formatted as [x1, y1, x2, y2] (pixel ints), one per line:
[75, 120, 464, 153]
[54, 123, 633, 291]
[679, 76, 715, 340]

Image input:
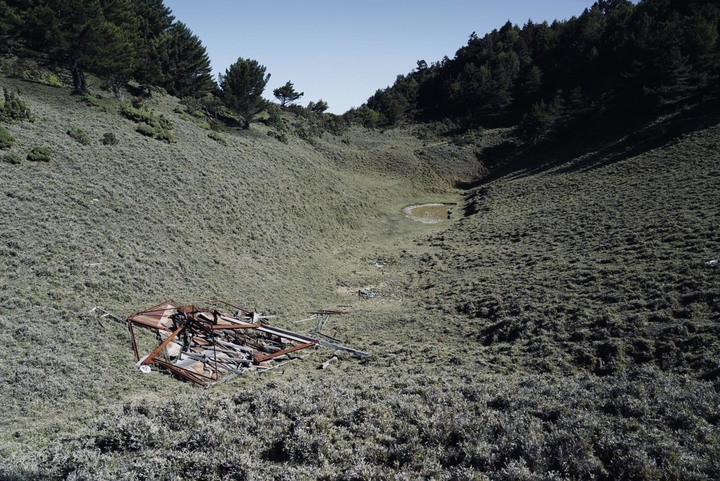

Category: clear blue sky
[164, 1, 606, 114]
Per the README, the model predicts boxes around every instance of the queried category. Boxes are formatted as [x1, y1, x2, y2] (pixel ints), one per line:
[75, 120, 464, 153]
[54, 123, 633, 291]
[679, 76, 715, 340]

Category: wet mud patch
[403, 203, 455, 224]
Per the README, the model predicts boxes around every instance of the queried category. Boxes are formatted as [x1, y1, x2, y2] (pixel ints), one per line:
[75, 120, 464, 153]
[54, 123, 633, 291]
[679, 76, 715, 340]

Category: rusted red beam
[254, 341, 317, 363]
[154, 360, 208, 386]
[128, 322, 140, 362]
[142, 324, 185, 365]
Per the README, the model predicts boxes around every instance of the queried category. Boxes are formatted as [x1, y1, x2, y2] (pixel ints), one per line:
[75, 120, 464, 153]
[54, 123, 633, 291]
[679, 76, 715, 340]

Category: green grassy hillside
[1, 69, 719, 480]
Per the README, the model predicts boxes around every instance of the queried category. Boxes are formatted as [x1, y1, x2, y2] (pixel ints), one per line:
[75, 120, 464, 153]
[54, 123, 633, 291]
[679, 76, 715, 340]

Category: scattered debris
[320, 355, 339, 370]
[94, 300, 368, 387]
[373, 255, 386, 269]
[706, 259, 719, 267]
[359, 289, 378, 299]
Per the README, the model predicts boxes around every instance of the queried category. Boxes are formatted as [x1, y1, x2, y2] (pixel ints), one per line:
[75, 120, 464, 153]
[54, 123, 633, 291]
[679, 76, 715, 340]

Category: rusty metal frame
[124, 301, 338, 386]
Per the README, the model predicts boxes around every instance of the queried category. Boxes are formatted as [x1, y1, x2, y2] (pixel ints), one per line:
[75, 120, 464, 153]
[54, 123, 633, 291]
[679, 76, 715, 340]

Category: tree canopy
[273, 81, 303, 107]
[353, 0, 720, 136]
[151, 22, 215, 98]
[5, 0, 214, 97]
[219, 57, 271, 129]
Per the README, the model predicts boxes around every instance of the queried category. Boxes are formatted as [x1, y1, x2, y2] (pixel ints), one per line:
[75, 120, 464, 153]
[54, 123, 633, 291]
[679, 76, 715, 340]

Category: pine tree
[0, 0, 23, 53]
[153, 22, 215, 97]
[308, 99, 329, 113]
[219, 58, 270, 129]
[22, 0, 139, 94]
[273, 81, 303, 107]
[132, 0, 174, 88]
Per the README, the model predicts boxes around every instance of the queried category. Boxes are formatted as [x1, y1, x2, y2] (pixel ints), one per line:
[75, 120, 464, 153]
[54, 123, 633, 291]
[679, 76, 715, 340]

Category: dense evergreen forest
[2, 0, 718, 140]
[0, 0, 213, 97]
[356, 0, 720, 141]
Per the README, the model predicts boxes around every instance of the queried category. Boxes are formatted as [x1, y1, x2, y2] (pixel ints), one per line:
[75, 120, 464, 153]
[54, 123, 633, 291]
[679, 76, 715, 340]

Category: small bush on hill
[0, 88, 34, 122]
[266, 104, 287, 130]
[136, 124, 175, 143]
[67, 127, 91, 145]
[0, 125, 15, 148]
[44, 74, 63, 87]
[180, 96, 205, 117]
[267, 130, 288, 143]
[120, 105, 172, 131]
[2, 150, 21, 164]
[101, 133, 118, 145]
[80, 93, 102, 108]
[208, 131, 227, 145]
[27, 146, 51, 162]
[121, 104, 175, 143]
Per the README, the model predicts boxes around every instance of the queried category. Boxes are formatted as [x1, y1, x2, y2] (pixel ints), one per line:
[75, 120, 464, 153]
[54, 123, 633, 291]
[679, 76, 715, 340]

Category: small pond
[403, 203, 454, 224]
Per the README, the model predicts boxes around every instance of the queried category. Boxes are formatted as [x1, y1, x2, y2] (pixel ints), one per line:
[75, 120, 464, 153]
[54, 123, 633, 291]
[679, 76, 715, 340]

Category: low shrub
[80, 93, 102, 108]
[208, 131, 227, 145]
[120, 104, 172, 131]
[122, 104, 175, 143]
[266, 104, 288, 131]
[27, 145, 51, 162]
[101, 132, 118, 145]
[2, 150, 21, 164]
[0, 124, 14, 148]
[136, 124, 175, 143]
[0, 88, 35, 122]
[154, 129, 175, 143]
[67, 126, 91, 145]
[267, 130, 288, 144]
[44, 73, 63, 87]
[136, 124, 156, 137]
[179, 96, 205, 117]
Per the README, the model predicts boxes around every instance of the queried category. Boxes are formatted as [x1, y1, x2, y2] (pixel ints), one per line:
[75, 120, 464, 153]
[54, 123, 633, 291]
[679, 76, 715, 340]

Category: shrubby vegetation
[0, 1, 718, 480]
[0, 87, 34, 122]
[2, 149, 21, 164]
[0, 124, 14, 148]
[26, 145, 51, 161]
[207, 130, 227, 145]
[120, 104, 174, 142]
[101, 132, 119, 145]
[30, 368, 720, 480]
[66, 126, 91, 145]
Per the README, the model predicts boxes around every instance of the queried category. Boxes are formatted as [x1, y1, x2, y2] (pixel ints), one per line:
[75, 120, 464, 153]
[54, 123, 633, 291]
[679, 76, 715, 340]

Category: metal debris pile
[113, 300, 367, 386]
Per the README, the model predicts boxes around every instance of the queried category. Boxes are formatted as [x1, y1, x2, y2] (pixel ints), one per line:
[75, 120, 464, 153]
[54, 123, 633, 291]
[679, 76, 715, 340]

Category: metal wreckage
[93, 300, 368, 386]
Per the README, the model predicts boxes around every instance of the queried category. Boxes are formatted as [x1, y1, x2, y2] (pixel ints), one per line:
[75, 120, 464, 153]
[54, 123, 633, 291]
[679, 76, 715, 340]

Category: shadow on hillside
[464, 96, 720, 188]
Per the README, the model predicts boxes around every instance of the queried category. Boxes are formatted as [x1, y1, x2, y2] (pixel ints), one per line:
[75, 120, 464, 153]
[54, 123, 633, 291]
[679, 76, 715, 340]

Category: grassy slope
[1, 74, 719, 480]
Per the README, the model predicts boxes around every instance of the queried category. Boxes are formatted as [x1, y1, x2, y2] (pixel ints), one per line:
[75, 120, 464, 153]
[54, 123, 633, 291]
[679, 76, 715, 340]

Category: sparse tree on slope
[219, 57, 270, 129]
[273, 80, 303, 107]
